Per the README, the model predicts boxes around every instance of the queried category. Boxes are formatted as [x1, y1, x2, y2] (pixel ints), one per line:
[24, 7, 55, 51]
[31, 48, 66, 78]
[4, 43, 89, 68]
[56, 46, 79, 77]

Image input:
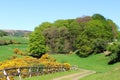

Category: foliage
[106, 42, 120, 64]
[0, 54, 71, 79]
[29, 30, 48, 58]
[43, 27, 71, 53]
[0, 30, 7, 37]
[92, 13, 106, 20]
[29, 13, 118, 57]
[13, 48, 26, 56]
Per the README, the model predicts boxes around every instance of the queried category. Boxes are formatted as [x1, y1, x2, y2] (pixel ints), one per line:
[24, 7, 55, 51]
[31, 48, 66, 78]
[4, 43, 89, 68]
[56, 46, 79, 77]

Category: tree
[0, 30, 7, 37]
[107, 19, 118, 40]
[43, 27, 71, 53]
[75, 17, 117, 57]
[53, 20, 70, 28]
[75, 34, 93, 57]
[29, 30, 48, 58]
[28, 13, 119, 58]
[92, 13, 106, 21]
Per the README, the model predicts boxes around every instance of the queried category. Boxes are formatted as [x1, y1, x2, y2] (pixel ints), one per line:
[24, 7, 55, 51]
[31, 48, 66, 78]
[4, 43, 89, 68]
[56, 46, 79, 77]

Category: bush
[106, 42, 120, 64]
[0, 40, 6, 45]
[13, 48, 26, 56]
[0, 53, 71, 79]
[13, 48, 19, 54]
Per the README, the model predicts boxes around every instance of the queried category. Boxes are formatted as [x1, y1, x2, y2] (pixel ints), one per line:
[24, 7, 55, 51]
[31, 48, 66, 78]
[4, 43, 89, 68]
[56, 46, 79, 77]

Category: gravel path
[53, 69, 96, 80]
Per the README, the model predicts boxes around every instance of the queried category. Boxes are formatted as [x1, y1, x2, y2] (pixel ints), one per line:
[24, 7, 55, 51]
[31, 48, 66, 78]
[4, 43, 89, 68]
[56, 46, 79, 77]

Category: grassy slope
[52, 54, 120, 80]
[0, 44, 28, 61]
[52, 54, 120, 72]
[80, 69, 120, 80]
[0, 36, 28, 61]
[25, 54, 120, 80]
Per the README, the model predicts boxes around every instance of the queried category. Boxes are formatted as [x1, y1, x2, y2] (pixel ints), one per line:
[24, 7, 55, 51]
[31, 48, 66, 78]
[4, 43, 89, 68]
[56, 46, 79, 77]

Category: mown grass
[23, 70, 80, 80]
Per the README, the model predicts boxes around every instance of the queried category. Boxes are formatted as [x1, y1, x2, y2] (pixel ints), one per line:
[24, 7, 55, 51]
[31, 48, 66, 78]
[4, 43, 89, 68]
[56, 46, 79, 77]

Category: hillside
[1, 29, 32, 37]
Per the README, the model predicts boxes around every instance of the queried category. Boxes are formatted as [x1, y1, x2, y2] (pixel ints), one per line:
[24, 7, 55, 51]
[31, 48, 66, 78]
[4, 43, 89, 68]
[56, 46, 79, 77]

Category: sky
[0, 0, 120, 31]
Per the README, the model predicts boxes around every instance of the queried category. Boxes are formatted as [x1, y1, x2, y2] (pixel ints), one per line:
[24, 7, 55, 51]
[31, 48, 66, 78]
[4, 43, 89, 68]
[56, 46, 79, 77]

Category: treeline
[0, 30, 7, 37]
[29, 14, 118, 58]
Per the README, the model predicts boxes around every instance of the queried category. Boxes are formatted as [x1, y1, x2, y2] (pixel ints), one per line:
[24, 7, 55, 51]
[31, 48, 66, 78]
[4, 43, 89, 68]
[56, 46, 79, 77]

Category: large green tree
[29, 23, 50, 58]
[75, 16, 117, 57]
[29, 14, 118, 58]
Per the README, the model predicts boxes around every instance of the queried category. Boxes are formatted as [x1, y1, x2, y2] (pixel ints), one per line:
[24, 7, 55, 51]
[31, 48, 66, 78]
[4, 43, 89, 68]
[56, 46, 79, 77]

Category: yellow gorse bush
[0, 53, 71, 79]
[0, 53, 71, 70]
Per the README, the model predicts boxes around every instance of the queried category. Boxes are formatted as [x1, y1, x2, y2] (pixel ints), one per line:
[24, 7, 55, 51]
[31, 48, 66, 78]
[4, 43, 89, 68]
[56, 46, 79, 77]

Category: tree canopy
[29, 14, 119, 58]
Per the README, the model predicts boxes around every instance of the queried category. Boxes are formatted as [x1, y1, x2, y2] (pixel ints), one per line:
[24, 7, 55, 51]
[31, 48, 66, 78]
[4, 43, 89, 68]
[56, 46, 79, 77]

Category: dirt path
[53, 69, 96, 80]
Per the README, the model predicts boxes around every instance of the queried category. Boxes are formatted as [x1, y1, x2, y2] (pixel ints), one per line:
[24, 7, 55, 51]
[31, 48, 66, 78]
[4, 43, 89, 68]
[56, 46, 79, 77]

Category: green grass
[0, 36, 28, 61]
[23, 70, 80, 80]
[0, 36, 28, 43]
[80, 68, 120, 80]
[52, 54, 120, 72]
[0, 44, 28, 61]
[1, 36, 120, 80]
[51, 54, 120, 80]
[25, 53, 120, 80]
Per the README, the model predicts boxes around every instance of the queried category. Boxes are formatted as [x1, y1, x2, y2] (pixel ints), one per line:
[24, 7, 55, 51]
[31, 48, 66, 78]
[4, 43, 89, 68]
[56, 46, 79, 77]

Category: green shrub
[106, 42, 120, 64]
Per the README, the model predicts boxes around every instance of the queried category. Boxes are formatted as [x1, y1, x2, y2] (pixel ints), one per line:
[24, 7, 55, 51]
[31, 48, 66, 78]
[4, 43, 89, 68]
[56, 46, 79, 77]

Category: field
[0, 36, 28, 61]
[51, 54, 119, 72]
[52, 54, 120, 80]
[23, 54, 120, 80]
[1, 36, 120, 80]
[0, 36, 28, 43]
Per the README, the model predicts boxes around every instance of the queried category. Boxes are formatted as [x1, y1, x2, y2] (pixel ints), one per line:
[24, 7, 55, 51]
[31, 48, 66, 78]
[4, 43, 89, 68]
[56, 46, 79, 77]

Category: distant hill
[1, 29, 32, 37]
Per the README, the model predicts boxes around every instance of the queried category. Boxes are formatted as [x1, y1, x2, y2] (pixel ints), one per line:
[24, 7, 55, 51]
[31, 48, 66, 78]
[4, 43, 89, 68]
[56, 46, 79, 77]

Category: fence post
[37, 67, 39, 76]
[29, 67, 31, 78]
[17, 68, 22, 80]
[3, 70, 10, 80]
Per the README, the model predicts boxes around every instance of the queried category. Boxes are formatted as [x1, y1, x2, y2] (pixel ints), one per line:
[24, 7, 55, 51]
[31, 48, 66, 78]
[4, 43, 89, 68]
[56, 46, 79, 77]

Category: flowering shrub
[0, 53, 71, 79]
[13, 48, 26, 56]
[13, 48, 19, 54]
[63, 63, 71, 70]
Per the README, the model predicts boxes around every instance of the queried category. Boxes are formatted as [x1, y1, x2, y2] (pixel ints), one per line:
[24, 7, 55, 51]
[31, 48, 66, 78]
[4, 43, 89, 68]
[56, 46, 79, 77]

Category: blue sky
[0, 0, 120, 31]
